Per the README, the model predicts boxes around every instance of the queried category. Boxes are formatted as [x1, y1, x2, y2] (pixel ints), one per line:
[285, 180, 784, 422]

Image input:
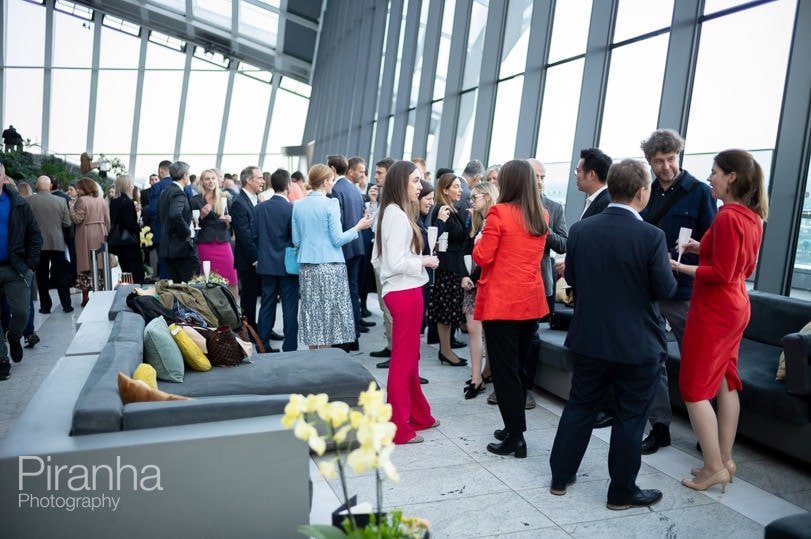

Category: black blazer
[110, 195, 140, 235]
[230, 190, 258, 271]
[429, 205, 468, 276]
[582, 188, 611, 219]
[157, 183, 194, 259]
[191, 194, 232, 244]
[564, 206, 676, 365]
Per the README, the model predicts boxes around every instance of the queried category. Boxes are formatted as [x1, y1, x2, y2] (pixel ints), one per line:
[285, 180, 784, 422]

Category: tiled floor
[2, 292, 809, 538]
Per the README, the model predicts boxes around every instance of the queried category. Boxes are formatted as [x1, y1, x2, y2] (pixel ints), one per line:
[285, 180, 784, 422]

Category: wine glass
[427, 226, 438, 254]
[192, 209, 201, 230]
[677, 227, 692, 263]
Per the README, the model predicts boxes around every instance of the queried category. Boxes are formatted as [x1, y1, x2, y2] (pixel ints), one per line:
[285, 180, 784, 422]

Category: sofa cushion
[122, 395, 291, 430]
[159, 349, 374, 405]
[118, 372, 190, 404]
[746, 291, 811, 346]
[133, 363, 158, 389]
[144, 317, 185, 383]
[537, 329, 573, 371]
[169, 323, 211, 371]
[71, 339, 144, 435]
[108, 311, 145, 344]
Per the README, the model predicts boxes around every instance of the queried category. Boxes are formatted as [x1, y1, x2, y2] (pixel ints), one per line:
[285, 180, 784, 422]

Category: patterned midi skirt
[428, 269, 465, 325]
[298, 263, 355, 346]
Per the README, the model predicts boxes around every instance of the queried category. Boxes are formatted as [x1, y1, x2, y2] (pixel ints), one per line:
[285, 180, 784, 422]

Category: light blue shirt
[292, 191, 358, 264]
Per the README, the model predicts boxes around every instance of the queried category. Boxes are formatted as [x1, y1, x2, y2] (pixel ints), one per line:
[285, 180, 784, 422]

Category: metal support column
[372, 0, 404, 161]
[129, 31, 149, 178]
[86, 10, 102, 155]
[216, 60, 238, 169]
[173, 45, 194, 160]
[41, 0, 55, 154]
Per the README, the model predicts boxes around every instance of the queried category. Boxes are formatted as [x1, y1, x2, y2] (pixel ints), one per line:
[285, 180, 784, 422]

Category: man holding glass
[158, 161, 199, 283]
[638, 128, 717, 454]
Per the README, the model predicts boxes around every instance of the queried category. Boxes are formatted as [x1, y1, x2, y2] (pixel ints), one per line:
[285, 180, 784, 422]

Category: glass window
[704, 0, 755, 15]
[239, 1, 279, 49]
[6, 0, 45, 66]
[403, 109, 417, 161]
[53, 9, 93, 68]
[535, 59, 585, 204]
[136, 70, 182, 160]
[94, 70, 138, 156]
[791, 161, 811, 298]
[391, 0, 410, 108]
[547, 0, 592, 63]
[50, 69, 91, 155]
[684, 1, 795, 156]
[279, 77, 311, 98]
[3, 69, 44, 151]
[180, 58, 230, 156]
[488, 76, 524, 165]
[99, 26, 141, 68]
[433, 0, 455, 100]
[177, 153, 217, 173]
[453, 90, 478, 170]
[613, 0, 673, 43]
[266, 88, 309, 155]
[224, 71, 272, 159]
[409, 0, 431, 109]
[193, 0, 231, 28]
[499, 0, 533, 79]
[462, 0, 489, 90]
[144, 40, 187, 70]
[426, 101, 443, 173]
[599, 34, 668, 160]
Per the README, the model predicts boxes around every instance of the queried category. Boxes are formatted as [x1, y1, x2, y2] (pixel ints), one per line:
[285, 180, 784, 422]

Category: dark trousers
[259, 274, 299, 352]
[523, 320, 541, 390]
[549, 353, 659, 502]
[0, 267, 32, 359]
[345, 255, 363, 339]
[165, 255, 200, 285]
[482, 319, 538, 435]
[36, 250, 71, 311]
[237, 266, 260, 328]
[1, 281, 35, 337]
[116, 246, 145, 284]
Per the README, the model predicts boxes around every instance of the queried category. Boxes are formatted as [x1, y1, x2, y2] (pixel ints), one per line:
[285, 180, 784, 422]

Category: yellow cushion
[132, 363, 158, 389]
[169, 323, 211, 372]
[117, 373, 190, 404]
[777, 320, 811, 381]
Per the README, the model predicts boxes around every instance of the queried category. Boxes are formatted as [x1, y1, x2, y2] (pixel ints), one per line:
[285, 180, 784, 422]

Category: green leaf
[297, 524, 348, 539]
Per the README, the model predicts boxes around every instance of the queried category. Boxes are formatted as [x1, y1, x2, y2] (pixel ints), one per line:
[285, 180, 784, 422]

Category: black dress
[427, 207, 468, 326]
[109, 195, 144, 284]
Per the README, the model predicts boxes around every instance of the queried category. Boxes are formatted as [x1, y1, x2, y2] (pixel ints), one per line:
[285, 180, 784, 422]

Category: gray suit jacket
[26, 191, 71, 251]
[541, 196, 567, 297]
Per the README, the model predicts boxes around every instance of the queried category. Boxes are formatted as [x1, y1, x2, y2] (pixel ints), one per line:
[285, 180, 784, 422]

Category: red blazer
[472, 203, 548, 321]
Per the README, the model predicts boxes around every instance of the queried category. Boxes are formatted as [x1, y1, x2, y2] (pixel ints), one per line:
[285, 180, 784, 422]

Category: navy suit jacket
[329, 177, 365, 259]
[230, 190, 258, 271]
[254, 195, 293, 277]
[581, 188, 611, 219]
[564, 206, 676, 365]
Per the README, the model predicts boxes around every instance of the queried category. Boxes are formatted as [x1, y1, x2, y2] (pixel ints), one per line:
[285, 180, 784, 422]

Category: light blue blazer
[292, 191, 358, 264]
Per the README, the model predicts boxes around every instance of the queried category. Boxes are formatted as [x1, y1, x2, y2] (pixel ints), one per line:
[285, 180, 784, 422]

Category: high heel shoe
[438, 351, 467, 367]
[464, 381, 486, 399]
[486, 433, 526, 458]
[681, 468, 730, 493]
[691, 459, 736, 483]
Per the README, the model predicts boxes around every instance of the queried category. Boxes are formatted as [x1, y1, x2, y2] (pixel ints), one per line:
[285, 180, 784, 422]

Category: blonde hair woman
[463, 181, 498, 399]
[109, 175, 143, 284]
[191, 168, 237, 298]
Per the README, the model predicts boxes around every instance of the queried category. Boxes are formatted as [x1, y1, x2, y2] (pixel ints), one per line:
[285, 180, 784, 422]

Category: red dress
[679, 204, 763, 402]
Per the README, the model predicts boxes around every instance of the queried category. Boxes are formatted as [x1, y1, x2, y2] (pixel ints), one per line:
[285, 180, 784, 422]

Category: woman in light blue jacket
[292, 164, 373, 348]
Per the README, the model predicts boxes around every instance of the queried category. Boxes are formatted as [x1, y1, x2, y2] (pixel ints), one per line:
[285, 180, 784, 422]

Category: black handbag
[107, 224, 138, 248]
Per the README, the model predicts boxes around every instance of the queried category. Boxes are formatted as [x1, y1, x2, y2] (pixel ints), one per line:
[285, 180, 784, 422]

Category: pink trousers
[384, 287, 435, 444]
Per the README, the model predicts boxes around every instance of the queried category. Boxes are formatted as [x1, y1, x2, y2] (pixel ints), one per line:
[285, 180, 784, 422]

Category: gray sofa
[1, 291, 376, 538]
[533, 291, 811, 465]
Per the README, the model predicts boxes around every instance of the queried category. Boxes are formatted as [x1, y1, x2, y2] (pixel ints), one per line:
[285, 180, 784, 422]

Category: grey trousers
[649, 299, 690, 427]
[0, 266, 32, 360]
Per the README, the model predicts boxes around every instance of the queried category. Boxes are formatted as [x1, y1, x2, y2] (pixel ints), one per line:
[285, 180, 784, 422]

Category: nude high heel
[682, 468, 731, 493]
[691, 459, 736, 483]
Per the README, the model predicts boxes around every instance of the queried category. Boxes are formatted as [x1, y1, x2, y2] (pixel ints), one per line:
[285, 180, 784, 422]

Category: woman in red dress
[671, 149, 768, 493]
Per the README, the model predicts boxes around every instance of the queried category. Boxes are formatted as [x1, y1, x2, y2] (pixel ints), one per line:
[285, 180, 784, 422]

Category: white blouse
[373, 204, 428, 297]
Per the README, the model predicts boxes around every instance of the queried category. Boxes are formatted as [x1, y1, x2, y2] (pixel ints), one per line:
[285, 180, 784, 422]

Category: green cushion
[143, 317, 184, 383]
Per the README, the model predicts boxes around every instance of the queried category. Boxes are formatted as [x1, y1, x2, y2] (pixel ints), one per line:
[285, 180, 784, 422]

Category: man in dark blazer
[549, 159, 676, 510]
[327, 154, 366, 348]
[157, 161, 199, 283]
[576, 148, 612, 219]
[254, 169, 298, 353]
[231, 165, 265, 329]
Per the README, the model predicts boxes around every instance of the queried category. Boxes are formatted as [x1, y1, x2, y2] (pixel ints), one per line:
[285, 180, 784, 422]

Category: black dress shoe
[464, 382, 485, 399]
[376, 359, 390, 368]
[269, 330, 284, 341]
[438, 351, 467, 366]
[359, 326, 370, 333]
[9, 337, 23, 363]
[419, 377, 429, 384]
[347, 340, 359, 351]
[641, 423, 671, 455]
[450, 338, 466, 349]
[486, 433, 527, 458]
[370, 347, 391, 358]
[24, 334, 40, 348]
[38, 308, 51, 314]
[359, 319, 376, 327]
[361, 307, 372, 318]
[550, 475, 577, 496]
[63, 305, 74, 313]
[593, 411, 614, 429]
[606, 489, 663, 510]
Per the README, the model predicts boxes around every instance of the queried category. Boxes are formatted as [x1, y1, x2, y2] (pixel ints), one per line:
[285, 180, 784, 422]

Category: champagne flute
[427, 226, 438, 254]
[192, 209, 201, 230]
[203, 260, 211, 283]
[677, 227, 692, 263]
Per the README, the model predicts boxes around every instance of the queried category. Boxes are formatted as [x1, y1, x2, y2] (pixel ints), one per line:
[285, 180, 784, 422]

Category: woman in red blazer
[473, 160, 549, 458]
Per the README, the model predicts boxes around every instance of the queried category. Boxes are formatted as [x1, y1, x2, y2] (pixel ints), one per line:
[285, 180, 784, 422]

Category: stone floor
[2, 290, 809, 538]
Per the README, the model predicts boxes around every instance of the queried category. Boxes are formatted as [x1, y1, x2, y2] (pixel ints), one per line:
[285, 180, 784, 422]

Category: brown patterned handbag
[205, 326, 244, 367]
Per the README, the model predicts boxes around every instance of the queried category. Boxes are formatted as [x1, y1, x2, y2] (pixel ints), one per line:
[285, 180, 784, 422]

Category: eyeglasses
[471, 194, 486, 201]
[573, 168, 585, 176]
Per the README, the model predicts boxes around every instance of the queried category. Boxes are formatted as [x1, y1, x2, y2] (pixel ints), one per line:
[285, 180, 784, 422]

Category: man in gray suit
[27, 176, 73, 313]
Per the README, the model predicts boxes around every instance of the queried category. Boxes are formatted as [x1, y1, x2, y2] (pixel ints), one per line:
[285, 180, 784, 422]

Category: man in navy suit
[231, 166, 265, 329]
[549, 159, 676, 510]
[255, 169, 298, 352]
[576, 148, 612, 219]
[157, 161, 199, 283]
[327, 154, 366, 349]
